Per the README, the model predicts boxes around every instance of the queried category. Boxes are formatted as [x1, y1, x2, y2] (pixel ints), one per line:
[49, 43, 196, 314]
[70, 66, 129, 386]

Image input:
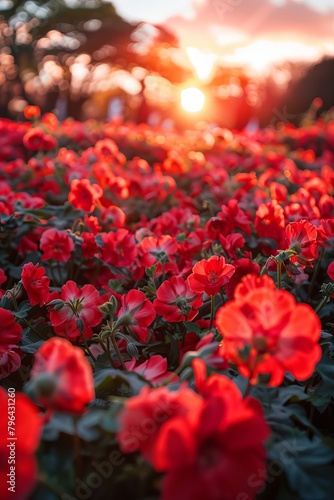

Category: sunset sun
[181, 87, 205, 112]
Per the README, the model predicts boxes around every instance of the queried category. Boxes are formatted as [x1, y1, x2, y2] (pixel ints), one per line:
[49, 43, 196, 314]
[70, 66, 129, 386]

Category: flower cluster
[1, 110, 334, 499]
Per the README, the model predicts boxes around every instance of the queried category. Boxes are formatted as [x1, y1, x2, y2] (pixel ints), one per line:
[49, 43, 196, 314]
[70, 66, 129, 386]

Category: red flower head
[216, 274, 321, 386]
[21, 262, 50, 307]
[154, 276, 203, 322]
[284, 219, 318, 267]
[225, 257, 260, 299]
[117, 290, 156, 342]
[117, 385, 203, 463]
[328, 261, 334, 281]
[255, 200, 286, 255]
[23, 126, 56, 151]
[30, 337, 94, 414]
[140, 235, 177, 268]
[100, 205, 126, 228]
[0, 269, 6, 287]
[0, 345, 22, 379]
[49, 280, 102, 342]
[23, 105, 41, 120]
[40, 228, 75, 262]
[81, 232, 99, 260]
[68, 178, 103, 213]
[23, 127, 45, 151]
[0, 308, 22, 346]
[125, 355, 177, 384]
[187, 256, 235, 296]
[101, 229, 137, 268]
[0, 388, 42, 500]
[154, 374, 269, 500]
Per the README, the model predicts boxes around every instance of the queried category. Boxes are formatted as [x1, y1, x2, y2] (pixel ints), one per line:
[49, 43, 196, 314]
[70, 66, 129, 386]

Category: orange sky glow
[111, 0, 334, 75]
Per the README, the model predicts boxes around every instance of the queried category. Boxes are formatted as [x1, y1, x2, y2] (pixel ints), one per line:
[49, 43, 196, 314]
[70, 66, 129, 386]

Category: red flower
[117, 385, 202, 463]
[0, 345, 22, 379]
[125, 355, 177, 384]
[68, 178, 103, 212]
[49, 280, 102, 341]
[23, 127, 45, 151]
[140, 235, 177, 269]
[101, 229, 137, 267]
[225, 257, 260, 299]
[216, 274, 321, 386]
[207, 199, 251, 239]
[23, 105, 41, 120]
[100, 205, 126, 228]
[187, 256, 235, 296]
[21, 262, 50, 306]
[117, 290, 156, 342]
[0, 269, 6, 286]
[328, 261, 334, 281]
[255, 200, 286, 255]
[23, 126, 56, 151]
[0, 387, 42, 500]
[154, 376, 269, 500]
[81, 232, 99, 259]
[0, 308, 22, 345]
[317, 219, 334, 247]
[40, 228, 75, 262]
[30, 337, 94, 414]
[154, 276, 203, 322]
[284, 219, 318, 267]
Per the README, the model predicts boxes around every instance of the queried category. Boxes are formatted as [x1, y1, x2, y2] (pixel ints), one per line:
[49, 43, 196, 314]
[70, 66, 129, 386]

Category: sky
[110, 0, 334, 73]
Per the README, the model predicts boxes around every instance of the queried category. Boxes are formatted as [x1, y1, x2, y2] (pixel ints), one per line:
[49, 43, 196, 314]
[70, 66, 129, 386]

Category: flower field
[1, 108, 334, 500]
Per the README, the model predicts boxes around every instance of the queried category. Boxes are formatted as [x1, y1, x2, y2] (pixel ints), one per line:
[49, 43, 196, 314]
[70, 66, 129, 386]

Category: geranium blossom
[154, 276, 203, 322]
[21, 262, 50, 306]
[40, 228, 75, 262]
[30, 337, 94, 414]
[216, 274, 321, 385]
[49, 280, 102, 341]
[117, 289, 156, 342]
[187, 255, 235, 296]
[101, 229, 137, 267]
[0, 387, 42, 500]
[68, 178, 103, 212]
[125, 355, 176, 384]
[0, 345, 22, 379]
[140, 235, 177, 268]
[284, 219, 318, 267]
[0, 308, 22, 345]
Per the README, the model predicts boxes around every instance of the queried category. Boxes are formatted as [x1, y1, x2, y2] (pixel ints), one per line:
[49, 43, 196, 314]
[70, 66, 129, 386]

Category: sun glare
[186, 47, 217, 81]
[181, 87, 205, 112]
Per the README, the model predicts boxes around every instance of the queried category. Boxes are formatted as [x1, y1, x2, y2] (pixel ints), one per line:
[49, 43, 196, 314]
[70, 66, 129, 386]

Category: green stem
[97, 338, 116, 369]
[22, 317, 46, 340]
[81, 330, 97, 362]
[49, 262, 59, 287]
[209, 294, 215, 330]
[277, 260, 282, 289]
[315, 296, 329, 314]
[110, 333, 127, 370]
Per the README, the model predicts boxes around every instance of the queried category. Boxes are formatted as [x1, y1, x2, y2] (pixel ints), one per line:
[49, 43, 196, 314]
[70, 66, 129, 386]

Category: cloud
[163, 0, 334, 55]
[110, 0, 205, 24]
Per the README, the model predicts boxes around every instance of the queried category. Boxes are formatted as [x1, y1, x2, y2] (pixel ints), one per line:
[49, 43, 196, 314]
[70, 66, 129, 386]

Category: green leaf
[183, 321, 202, 336]
[20, 328, 44, 353]
[12, 300, 32, 319]
[272, 436, 334, 500]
